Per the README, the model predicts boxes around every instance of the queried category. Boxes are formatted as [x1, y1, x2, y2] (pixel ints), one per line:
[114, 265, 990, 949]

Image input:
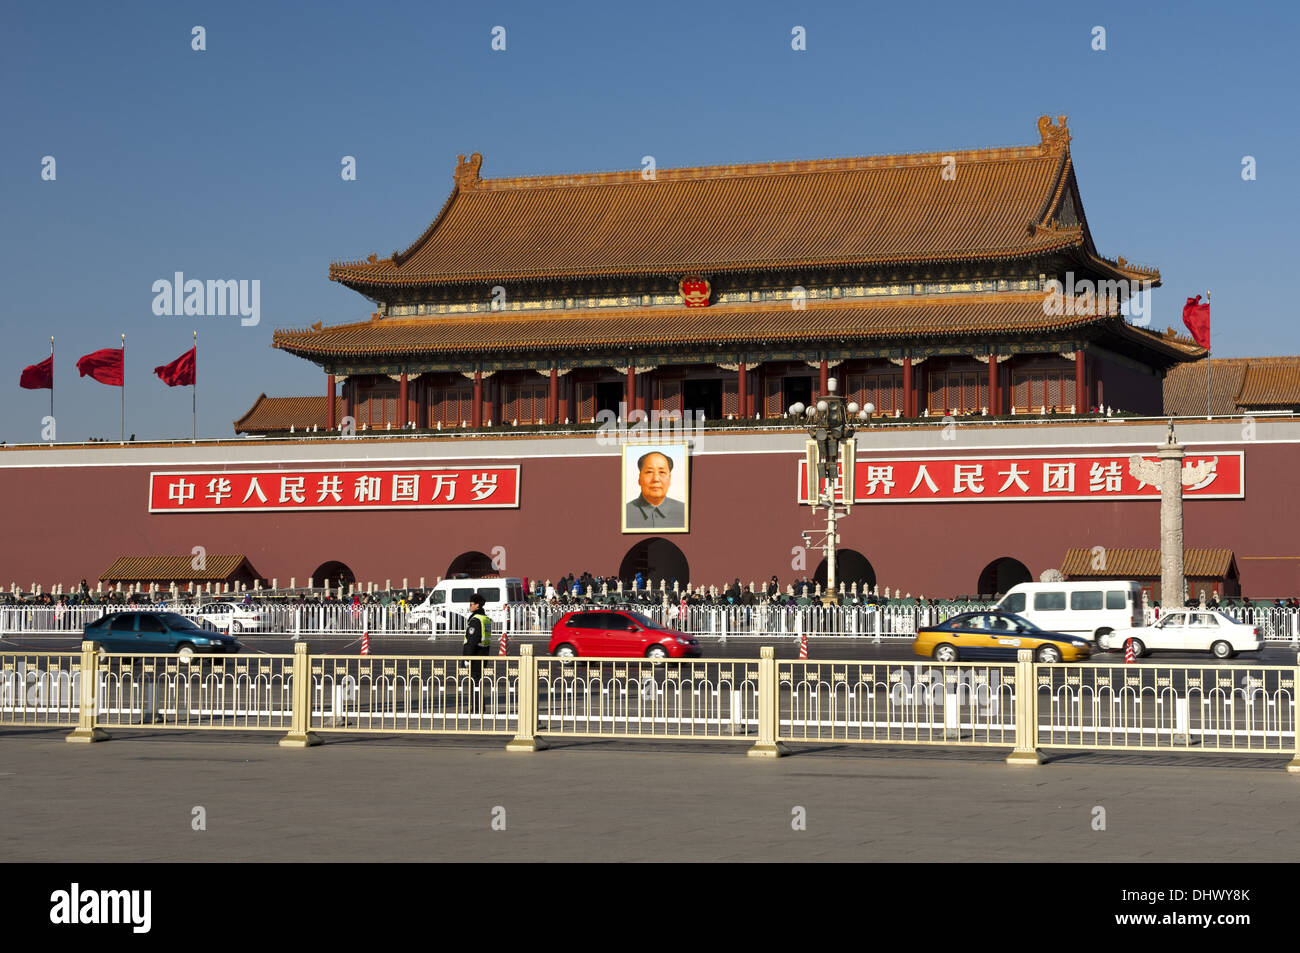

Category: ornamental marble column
[1157, 428, 1185, 606]
[1129, 422, 1217, 606]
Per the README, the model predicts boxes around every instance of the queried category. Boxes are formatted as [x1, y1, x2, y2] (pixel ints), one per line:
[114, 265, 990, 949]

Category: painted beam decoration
[149, 466, 520, 512]
[798, 452, 1244, 504]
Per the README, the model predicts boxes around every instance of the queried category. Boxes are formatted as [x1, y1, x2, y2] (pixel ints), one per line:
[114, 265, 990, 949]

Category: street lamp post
[790, 378, 873, 606]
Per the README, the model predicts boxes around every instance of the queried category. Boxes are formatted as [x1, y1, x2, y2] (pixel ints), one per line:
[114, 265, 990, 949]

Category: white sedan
[1100, 610, 1261, 659]
[190, 602, 265, 634]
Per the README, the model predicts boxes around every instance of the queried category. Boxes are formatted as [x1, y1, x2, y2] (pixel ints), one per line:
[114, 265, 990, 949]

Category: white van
[406, 577, 524, 634]
[995, 581, 1144, 645]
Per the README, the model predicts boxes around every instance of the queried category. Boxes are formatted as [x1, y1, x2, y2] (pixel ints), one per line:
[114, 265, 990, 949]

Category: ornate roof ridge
[453, 117, 1070, 193]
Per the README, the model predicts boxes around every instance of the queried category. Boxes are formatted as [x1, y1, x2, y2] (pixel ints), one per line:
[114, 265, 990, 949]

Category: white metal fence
[776, 660, 1019, 746]
[4, 601, 1299, 642]
[534, 657, 760, 739]
[309, 655, 517, 734]
[1034, 662, 1298, 752]
[6, 646, 1300, 764]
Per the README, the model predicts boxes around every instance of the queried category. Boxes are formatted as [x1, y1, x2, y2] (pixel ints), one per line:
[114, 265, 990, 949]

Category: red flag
[154, 347, 196, 387]
[19, 355, 53, 390]
[1182, 295, 1210, 349]
[76, 348, 123, 386]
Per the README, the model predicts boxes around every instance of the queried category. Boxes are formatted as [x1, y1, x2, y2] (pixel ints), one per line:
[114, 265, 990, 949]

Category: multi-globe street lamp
[789, 378, 873, 605]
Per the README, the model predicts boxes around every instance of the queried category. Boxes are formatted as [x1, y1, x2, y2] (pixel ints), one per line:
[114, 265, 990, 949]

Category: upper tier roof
[329, 116, 1159, 290]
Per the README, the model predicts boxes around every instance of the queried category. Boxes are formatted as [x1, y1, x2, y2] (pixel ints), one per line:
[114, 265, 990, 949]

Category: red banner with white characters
[798, 452, 1244, 504]
[149, 466, 520, 512]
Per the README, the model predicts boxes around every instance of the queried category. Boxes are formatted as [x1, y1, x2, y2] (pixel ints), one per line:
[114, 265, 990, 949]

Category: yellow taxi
[913, 611, 1091, 663]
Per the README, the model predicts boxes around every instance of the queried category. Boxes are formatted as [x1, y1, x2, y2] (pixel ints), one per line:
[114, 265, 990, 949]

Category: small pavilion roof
[1061, 548, 1236, 579]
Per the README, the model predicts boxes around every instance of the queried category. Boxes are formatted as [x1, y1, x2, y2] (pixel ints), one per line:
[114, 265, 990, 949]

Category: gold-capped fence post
[1006, 648, 1042, 765]
[506, 644, 548, 752]
[279, 641, 321, 748]
[66, 641, 110, 743]
[747, 646, 788, 758]
[1287, 653, 1300, 774]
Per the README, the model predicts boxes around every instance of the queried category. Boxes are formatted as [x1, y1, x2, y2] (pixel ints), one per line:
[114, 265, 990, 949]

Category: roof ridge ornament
[1037, 114, 1071, 152]
[455, 153, 484, 189]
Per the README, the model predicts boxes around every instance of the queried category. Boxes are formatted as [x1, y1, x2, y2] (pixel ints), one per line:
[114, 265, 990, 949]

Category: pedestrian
[463, 592, 492, 713]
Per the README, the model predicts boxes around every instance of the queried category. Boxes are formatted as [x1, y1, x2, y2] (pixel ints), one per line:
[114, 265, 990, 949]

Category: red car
[548, 609, 701, 658]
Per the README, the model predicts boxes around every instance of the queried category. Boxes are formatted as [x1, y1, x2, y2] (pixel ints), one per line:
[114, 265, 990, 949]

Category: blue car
[84, 611, 242, 660]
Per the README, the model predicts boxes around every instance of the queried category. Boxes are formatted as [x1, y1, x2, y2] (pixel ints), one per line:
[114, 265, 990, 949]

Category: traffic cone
[498, 630, 508, 656]
[1124, 637, 1134, 664]
[798, 631, 808, 660]
[361, 629, 370, 656]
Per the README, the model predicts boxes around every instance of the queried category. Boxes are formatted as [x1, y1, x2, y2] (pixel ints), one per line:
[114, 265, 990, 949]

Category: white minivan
[406, 577, 525, 634]
[995, 581, 1144, 645]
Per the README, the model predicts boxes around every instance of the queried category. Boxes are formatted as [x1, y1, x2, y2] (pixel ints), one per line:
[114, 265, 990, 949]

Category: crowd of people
[535, 573, 889, 607]
[3, 576, 1299, 614]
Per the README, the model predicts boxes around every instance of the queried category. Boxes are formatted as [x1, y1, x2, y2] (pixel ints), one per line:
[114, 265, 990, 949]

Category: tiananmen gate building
[3, 116, 1299, 599]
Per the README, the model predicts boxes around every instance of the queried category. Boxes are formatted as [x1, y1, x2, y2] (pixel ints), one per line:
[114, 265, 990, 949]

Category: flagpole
[192, 329, 197, 441]
[1205, 290, 1212, 418]
[49, 336, 54, 427]
[121, 333, 125, 442]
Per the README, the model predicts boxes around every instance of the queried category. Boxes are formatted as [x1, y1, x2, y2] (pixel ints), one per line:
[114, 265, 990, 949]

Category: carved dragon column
[1129, 422, 1216, 607]
[1157, 433, 1185, 606]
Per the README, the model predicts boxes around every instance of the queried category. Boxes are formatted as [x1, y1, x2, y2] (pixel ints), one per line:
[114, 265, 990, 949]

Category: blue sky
[2, 0, 1296, 442]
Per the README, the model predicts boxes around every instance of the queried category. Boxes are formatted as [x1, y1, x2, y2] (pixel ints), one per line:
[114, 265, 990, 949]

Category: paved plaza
[1, 730, 1294, 862]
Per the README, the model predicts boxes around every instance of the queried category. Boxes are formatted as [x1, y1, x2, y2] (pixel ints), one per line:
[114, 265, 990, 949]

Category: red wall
[1, 434, 1297, 598]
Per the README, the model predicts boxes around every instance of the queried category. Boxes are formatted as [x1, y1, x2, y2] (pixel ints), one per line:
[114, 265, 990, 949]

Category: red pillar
[738, 362, 748, 418]
[472, 370, 482, 428]
[626, 367, 636, 418]
[326, 373, 336, 430]
[819, 359, 828, 396]
[548, 368, 559, 425]
[987, 352, 997, 414]
[1075, 350, 1087, 412]
[902, 358, 913, 417]
[398, 372, 409, 428]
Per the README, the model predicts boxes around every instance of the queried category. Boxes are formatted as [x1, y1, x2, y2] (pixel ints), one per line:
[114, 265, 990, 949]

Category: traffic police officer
[463, 592, 492, 710]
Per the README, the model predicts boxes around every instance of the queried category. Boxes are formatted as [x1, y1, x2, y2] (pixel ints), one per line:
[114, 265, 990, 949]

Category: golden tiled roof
[328, 116, 1159, 288]
[1163, 359, 1248, 416]
[1164, 356, 1300, 415]
[274, 293, 1129, 358]
[1061, 548, 1236, 578]
[1236, 359, 1300, 406]
[234, 395, 344, 433]
[100, 555, 258, 582]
